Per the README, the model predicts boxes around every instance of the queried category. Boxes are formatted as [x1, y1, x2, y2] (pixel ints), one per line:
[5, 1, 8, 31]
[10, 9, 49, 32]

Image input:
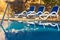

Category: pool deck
[0, 17, 60, 22]
[0, 17, 60, 40]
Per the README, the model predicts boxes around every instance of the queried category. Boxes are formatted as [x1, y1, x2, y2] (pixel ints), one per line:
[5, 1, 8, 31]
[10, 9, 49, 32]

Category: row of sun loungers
[15, 5, 59, 20]
[0, 6, 60, 33]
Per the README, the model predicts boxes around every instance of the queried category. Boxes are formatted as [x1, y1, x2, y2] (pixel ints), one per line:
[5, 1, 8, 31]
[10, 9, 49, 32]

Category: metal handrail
[0, 1, 10, 32]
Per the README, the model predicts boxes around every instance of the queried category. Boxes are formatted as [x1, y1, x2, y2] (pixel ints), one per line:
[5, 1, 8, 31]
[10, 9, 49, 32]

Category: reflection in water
[0, 21, 60, 40]
[4, 21, 60, 40]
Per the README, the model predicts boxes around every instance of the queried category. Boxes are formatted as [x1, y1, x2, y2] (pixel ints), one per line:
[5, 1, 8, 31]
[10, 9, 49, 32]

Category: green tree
[57, 0, 60, 6]
[56, 0, 60, 15]
[42, 0, 57, 11]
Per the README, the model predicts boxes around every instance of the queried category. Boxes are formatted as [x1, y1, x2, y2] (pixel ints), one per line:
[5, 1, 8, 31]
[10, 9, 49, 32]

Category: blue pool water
[5, 21, 60, 40]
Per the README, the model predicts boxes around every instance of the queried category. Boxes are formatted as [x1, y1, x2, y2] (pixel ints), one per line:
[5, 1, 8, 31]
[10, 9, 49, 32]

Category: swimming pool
[5, 21, 60, 40]
[6, 20, 60, 31]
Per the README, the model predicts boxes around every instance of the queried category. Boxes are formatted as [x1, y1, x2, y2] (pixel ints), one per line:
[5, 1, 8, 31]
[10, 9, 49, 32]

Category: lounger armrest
[36, 11, 43, 15]
[19, 11, 27, 14]
[49, 23, 57, 27]
[31, 11, 36, 13]
[39, 11, 49, 16]
[51, 11, 57, 15]
[44, 11, 49, 15]
[27, 11, 36, 14]
[21, 11, 27, 14]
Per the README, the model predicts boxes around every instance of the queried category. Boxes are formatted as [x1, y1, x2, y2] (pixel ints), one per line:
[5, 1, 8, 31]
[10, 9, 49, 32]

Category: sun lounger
[49, 6, 59, 19]
[18, 11, 27, 18]
[36, 6, 45, 17]
[27, 6, 35, 18]
[39, 6, 59, 20]
[18, 6, 35, 18]
[35, 6, 49, 20]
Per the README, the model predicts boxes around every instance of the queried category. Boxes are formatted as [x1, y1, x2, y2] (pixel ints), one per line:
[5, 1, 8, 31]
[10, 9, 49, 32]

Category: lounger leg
[57, 15, 59, 20]
[34, 24, 39, 31]
[57, 24, 60, 31]
[50, 16, 52, 20]
[26, 24, 30, 31]
[43, 24, 45, 29]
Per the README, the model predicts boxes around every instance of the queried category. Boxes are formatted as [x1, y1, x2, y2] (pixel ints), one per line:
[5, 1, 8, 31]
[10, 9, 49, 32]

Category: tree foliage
[57, 0, 60, 6]
[43, 0, 57, 5]
[0, 0, 6, 13]
[42, 0, 57, 11]
[42, 0, 60, 6]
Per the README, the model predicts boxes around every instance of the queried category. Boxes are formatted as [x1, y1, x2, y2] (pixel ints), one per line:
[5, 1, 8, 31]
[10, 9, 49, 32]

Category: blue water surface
[5, 21, 60, 40]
